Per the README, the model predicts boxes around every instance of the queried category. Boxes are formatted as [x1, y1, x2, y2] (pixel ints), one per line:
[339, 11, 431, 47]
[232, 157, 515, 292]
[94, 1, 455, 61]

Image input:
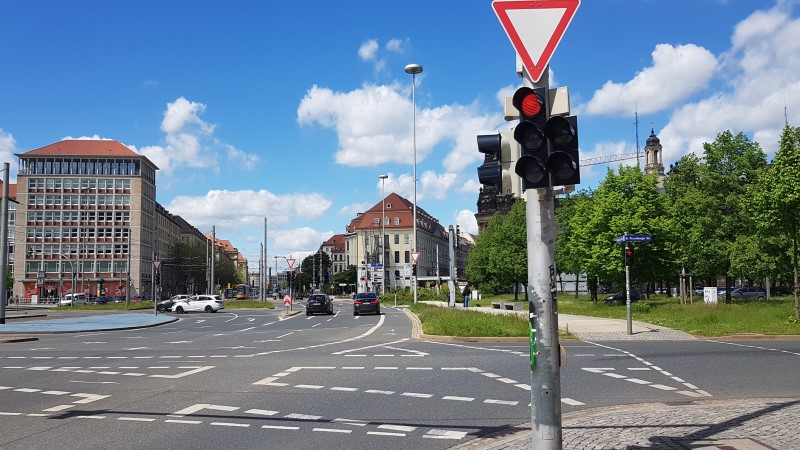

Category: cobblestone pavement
[451, 398, 800, 450]
[571, 329, 698, 341]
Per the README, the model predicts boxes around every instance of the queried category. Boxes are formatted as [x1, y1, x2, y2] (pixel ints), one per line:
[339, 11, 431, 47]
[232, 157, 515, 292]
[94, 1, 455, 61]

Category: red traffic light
[512, 87, 544, 120]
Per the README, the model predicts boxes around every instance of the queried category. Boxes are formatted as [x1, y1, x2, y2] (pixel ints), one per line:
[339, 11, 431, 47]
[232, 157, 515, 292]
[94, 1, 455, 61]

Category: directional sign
[493, 0, 581, 82]
[615, 234, 653, 243]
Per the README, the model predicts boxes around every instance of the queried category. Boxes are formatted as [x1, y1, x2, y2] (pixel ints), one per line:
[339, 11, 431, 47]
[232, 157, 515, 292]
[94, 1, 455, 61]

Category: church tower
[643, 127, 666, 190]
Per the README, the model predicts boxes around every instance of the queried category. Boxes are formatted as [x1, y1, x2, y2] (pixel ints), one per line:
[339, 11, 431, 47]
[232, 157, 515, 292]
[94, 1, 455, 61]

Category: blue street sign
[615, 234, 652, 243]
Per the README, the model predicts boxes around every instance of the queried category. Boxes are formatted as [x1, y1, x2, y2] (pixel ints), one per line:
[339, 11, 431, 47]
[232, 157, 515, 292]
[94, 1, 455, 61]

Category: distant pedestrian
[462, 285, 470, 308]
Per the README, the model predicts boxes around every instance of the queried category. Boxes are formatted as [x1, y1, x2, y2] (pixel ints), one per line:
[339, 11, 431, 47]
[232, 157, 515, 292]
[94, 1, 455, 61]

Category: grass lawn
[556, 293, 800, 336]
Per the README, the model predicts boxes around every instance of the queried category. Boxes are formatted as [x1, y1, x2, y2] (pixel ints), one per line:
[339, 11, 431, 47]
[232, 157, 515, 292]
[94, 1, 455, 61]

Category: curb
[0, 316, 179, 334]
[0, 336, 39, 344]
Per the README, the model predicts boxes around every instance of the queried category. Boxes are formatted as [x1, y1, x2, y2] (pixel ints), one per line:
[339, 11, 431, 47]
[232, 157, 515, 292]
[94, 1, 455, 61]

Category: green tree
[333, 265, 356, 293]
[747, 125, 800, 318]
[297, 250, 330, 293]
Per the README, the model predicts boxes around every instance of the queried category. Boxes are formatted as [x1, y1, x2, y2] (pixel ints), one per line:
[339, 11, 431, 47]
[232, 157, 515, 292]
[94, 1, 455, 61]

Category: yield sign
[492, 0, 581, 83]
[286, 258, 296, 269]
[411, 252, 420, 263]
[153, 259, 162, 270]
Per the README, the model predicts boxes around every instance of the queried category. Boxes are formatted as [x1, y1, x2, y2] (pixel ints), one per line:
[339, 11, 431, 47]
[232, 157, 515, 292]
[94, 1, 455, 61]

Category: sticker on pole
[492, 0, 581, 82]
[411, 252, 420, 263]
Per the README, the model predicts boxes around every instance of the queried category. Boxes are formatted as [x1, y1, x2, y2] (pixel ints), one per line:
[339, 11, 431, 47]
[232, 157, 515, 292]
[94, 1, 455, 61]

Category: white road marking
[313, 428, 351, 434]
[424, 429, 468, 439]
[284, 413, 322, 420]
[165, 419, 202, 424]
[118, 417, 155, 422]
[442, 396, 474, 402]
[211, 422, 250, 428]
[262, 425, 299, 430]
[245, 409, 278, 416]
[561, 398, 585, 406]
[484, 399, 518, 405]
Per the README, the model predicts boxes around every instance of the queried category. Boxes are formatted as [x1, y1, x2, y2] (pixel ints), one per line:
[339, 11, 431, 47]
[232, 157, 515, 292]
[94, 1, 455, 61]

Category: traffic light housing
[624, 247, 634, 267]
[412, 264, 417, 277]
[512, 86, 549, 190]
[512, 86, 581, 190]
[476, 131, 521, 197]
[155, 271, 161, 285]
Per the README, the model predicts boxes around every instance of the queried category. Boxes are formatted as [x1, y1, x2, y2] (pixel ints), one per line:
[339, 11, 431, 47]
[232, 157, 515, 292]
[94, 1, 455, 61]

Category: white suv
[59, 293, 88, 306]
[172, 295, 225, 314]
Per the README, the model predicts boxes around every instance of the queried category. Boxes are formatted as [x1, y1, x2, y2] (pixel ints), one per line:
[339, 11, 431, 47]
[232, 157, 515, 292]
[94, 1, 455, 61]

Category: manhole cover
[680, 438, 776, 450]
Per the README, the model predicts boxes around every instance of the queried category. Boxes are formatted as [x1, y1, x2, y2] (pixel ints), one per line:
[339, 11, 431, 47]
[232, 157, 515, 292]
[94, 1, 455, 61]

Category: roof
[20, 139, 140, 158]
[345, 192, 445, 237]
[0, 182, 17, 203]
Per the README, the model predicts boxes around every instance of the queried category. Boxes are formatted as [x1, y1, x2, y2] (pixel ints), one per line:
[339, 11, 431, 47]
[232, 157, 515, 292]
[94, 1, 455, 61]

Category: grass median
[556, 293, 800, 336]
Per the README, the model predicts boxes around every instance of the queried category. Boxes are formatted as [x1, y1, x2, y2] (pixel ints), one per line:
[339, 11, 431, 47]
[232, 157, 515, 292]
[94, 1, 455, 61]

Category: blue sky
[1, 0, 799, 270]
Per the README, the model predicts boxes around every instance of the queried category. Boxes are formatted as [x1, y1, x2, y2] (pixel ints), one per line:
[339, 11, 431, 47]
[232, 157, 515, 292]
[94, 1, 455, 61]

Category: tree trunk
[792, 214, 799, 319]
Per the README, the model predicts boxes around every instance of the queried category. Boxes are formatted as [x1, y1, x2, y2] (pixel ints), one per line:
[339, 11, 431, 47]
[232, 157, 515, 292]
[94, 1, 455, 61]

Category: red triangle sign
[493, 0, 580, 83]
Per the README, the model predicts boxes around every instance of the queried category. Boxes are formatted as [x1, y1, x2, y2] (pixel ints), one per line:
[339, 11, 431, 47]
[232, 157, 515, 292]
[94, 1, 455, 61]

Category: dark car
[730, 287, 767, 300]
[88, 296, 108, 305]
[604, 290, 641, 305]
[772, 286, 793, 296]
[306, 294, 333, 316]
[353, 292, 380, 315]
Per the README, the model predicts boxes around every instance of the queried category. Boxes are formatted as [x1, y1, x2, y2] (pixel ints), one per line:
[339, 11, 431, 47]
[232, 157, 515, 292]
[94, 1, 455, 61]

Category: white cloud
[338, 201, 373, 217]
[358, 39, 379, 61]
[270, 227, 334, 257]
[297, 83, 502, 173]
[581, 44, 718, 116]
[165, 189, 332, 232]
[459, 178, 481, 195]
[455, 209, 478, 235]
[0, 129, 18, 181]
[133, 97, 259, 176]
[385, 38, 407, 53]
[658, 1, 800, 160]
[420, 171, 457, 200]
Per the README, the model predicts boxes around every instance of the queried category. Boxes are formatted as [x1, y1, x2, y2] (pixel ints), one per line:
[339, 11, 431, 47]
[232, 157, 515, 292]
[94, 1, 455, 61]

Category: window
[404, 234, 410, 244]
[404, 251, 410, 263]
[373, 217, 380, 225]
[384, 217, 389, 225]
[394, 251, 400, 263]
[394, 217, 400, 225]
[394, 234, 399, 244]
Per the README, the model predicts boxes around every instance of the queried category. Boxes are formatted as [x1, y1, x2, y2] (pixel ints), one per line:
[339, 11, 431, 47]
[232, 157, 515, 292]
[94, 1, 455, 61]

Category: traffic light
[155, 271, 161, 285]
[512, 86, 581, 189]
[624, 247, 634, 267]
[545, 115, 580, 186]
[512, 86, 549, 189]
[477, 131, 521, 197]
[412, 264, 417, 277]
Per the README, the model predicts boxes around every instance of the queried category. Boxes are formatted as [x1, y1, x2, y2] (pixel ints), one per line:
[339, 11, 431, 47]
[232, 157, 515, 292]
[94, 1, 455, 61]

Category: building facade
[13, 139, 158, 301]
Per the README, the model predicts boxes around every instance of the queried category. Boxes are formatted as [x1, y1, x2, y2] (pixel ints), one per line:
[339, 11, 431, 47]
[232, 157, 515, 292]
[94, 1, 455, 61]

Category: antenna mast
[635, 103, 641, 168]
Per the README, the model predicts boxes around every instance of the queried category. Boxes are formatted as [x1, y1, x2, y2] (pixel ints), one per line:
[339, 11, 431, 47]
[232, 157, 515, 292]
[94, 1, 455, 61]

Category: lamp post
[405, 63, 422, 304]
[379, 174, 388, 294]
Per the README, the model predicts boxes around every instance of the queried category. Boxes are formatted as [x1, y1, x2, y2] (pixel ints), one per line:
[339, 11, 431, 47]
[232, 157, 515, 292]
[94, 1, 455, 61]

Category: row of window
[27, 194, 131, 207]
[27, 211, 130, 223]
[22, 160, 141, 177]
[25, 260, 128, 274]
[26, 243, 132, 257]
[373, 217, 402, 226]
[28, 178, 132, 190]
[27, 227, 130, 240]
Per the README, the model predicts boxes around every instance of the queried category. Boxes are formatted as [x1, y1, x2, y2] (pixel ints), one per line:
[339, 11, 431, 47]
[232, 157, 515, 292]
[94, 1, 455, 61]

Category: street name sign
[492, 0, 581, 82]
[615, 234, 653, 243]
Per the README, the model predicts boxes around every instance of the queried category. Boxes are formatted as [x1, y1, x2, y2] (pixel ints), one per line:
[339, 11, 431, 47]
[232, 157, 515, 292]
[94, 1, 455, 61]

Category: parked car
[730, 287, 767, 300]
[59, 293, 88, 306]
[603, 290, 641, 305]
[353, 292, 380, 315]
[171, 295, 225, 313]
[772, 286, 793, 296]
[88, 296, 109, 305]
[306, 294, 333, 316]
[157, 294, 192, 312]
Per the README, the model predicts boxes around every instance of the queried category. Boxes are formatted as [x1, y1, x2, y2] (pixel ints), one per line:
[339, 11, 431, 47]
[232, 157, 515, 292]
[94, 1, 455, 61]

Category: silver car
[172, 295, 225, 313]
[730, 287, 766, 300]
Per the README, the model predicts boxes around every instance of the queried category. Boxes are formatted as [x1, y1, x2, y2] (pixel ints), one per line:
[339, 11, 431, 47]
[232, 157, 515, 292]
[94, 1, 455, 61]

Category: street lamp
[405, 63, 422, 304]
[379, 174, 388, 293]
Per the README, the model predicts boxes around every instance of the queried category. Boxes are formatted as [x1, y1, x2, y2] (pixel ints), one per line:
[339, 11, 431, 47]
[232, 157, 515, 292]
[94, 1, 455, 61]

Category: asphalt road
[1, 300, 799, 449]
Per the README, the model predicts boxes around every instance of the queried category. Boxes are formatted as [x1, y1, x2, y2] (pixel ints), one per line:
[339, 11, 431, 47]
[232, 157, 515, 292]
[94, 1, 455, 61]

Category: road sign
[615, 234, 653, 243]
[492, 0, 581, 82]
[411, 252, 420, 263]
[153, 259, 162, 270]
[286, 258, 295, 269]
[283, 295, 291, 306]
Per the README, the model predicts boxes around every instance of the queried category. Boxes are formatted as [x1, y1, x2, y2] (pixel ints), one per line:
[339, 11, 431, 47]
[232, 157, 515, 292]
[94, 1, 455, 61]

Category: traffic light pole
[523, 69, 563, 449]
[625, 236, 633, 335]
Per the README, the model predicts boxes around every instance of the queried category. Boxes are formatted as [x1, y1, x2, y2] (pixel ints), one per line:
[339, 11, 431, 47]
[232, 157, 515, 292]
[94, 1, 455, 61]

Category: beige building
[13, 139, 158, 300]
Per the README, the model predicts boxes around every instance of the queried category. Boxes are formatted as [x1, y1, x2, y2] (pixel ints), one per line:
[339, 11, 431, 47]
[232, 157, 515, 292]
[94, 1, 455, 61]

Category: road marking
[424, 429, 468, 439]
[365, 389, 394, 395]
[330, 387, 358, 391]
[561, 398, 585, 406]
[332, 418, 367, 426]
[165, 419, 202, 424]
[484, 399, 518, 405]
[245, 409, 278, 416]
[401, 392, 433, 398]
[118, 417, 156, 422]
[313, 428, 351, 434]
[211, 422, 250, 428]
[296, 384, 324, 389]
[262, 425, 299, 430]
[150, 366, 215, 379]
[379, 424, 416, 432]
[367, 431, 406, 436]
[442, 396, 474, 402]
[284, 413, 322, 420]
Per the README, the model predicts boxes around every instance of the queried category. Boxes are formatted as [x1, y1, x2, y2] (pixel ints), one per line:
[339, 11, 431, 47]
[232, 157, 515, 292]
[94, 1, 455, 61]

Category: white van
[60, 293, 88, 306]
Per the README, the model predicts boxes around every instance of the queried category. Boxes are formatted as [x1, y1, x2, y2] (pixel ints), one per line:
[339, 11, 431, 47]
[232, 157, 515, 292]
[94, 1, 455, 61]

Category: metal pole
[523, 68, 562, 449]
[263, 218, 268, 301]
[211, 226, 216, 296]
[151, 251, 155, 312]
[0, 162, 9, 324]
[405, 63, 422, 304]
[379, 174, 387, 294]
[625, 236, 633, 335]
[205, 236, 210, 294]
[126, 244, 131, 309]
[447, 226, 456, 307]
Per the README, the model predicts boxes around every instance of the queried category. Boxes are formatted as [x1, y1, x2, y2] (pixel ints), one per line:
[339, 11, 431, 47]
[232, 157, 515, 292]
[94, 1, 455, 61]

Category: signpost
[493, 1, 581, 448]
[616, 234, 652, 334]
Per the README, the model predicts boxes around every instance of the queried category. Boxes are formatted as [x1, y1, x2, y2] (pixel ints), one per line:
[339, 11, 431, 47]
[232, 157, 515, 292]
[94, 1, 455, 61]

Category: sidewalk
[452, 398, 800, 449]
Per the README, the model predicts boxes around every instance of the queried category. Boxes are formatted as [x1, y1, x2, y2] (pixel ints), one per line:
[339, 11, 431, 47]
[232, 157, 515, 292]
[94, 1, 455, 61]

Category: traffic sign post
[616, 233, 652, 335]
[493, 1, 580, 448]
